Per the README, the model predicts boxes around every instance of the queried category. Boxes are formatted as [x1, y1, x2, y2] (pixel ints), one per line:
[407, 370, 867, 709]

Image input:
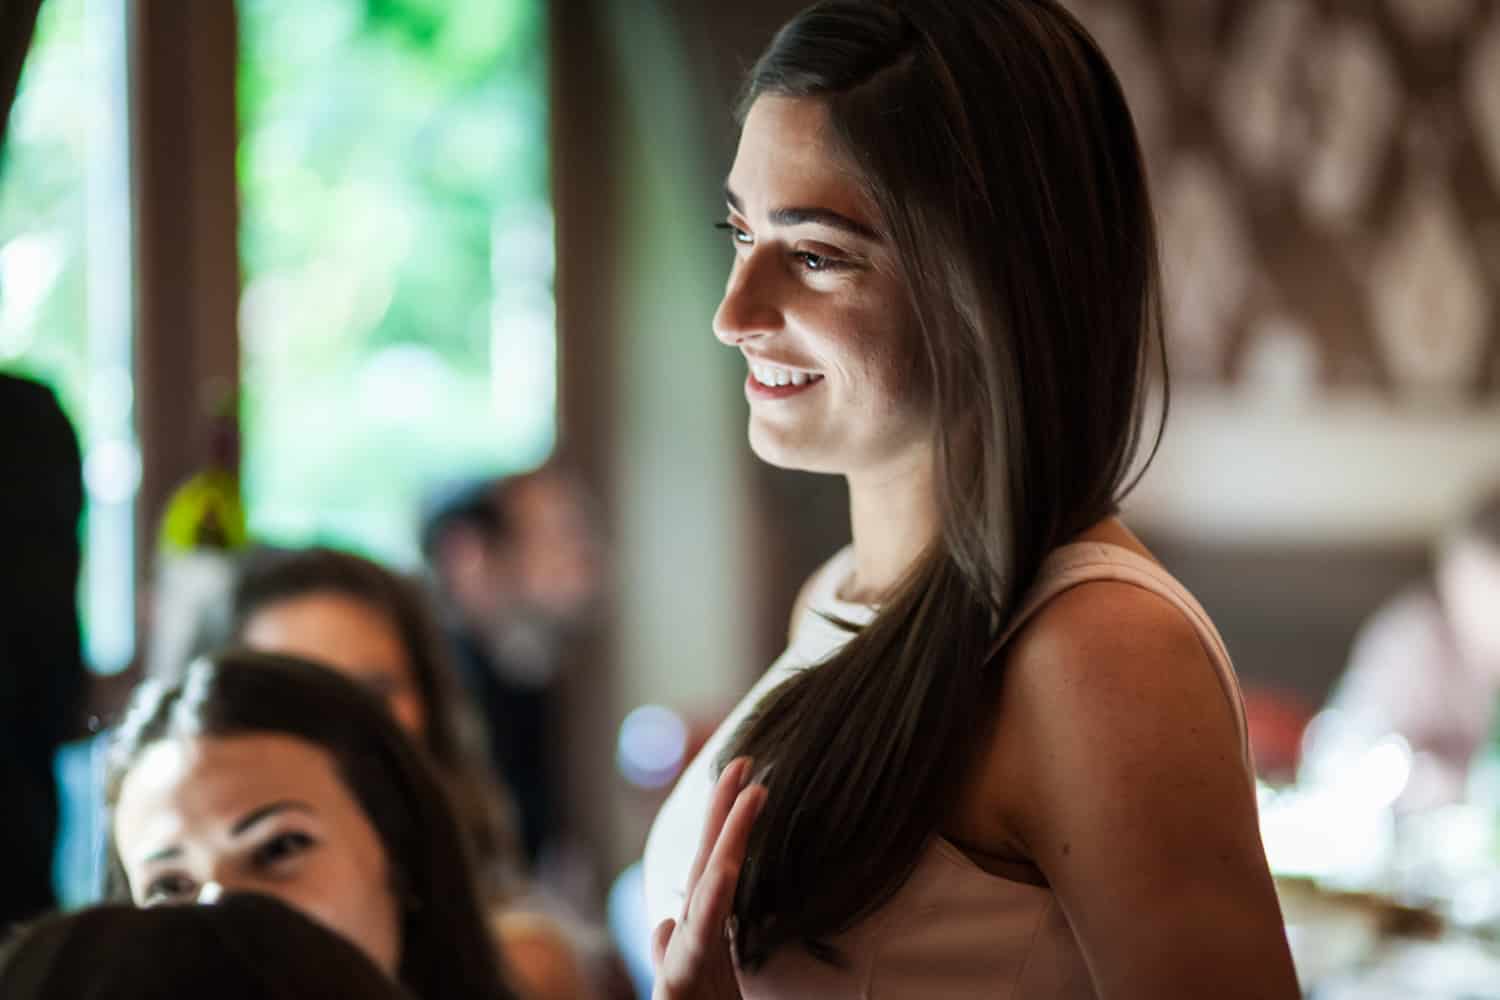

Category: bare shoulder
[986, 579, 1245, 823]
[970, 579, 1297, 994]
[1005, 578, 1234, 730]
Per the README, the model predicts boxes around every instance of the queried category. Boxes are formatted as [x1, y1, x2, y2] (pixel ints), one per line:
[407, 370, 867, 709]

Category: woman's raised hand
[650, 757, 766, 1000]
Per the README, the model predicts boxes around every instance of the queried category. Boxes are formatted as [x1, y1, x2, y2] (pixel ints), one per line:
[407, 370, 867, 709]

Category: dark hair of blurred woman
[0, 894, 414, 1000]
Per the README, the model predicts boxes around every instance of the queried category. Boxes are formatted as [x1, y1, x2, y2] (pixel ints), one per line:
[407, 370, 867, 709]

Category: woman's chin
[748, 427, 835, 474]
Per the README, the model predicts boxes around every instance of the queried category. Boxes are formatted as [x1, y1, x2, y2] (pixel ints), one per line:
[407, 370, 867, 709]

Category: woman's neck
[843, 452, 940, 605]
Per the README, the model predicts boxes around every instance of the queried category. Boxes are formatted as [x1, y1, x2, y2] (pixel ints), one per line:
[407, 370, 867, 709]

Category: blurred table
[1265, 780, 1500, 998]
[1278, 876, 1500, 997]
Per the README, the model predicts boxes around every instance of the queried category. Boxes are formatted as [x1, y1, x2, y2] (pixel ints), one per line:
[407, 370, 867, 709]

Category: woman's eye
[715, 221, 752, 246]
[144, 874, 196, 903]
[794, 250, 839, 272]
[252, 831, 315, 867]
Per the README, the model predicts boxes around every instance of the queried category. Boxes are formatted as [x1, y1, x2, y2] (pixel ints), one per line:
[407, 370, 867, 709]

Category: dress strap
[993, 542, 1251, 764]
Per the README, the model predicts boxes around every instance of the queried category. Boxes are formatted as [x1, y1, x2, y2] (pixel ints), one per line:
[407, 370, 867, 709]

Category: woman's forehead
[243, 593, 413, 676]
[728, 96, 874, 225]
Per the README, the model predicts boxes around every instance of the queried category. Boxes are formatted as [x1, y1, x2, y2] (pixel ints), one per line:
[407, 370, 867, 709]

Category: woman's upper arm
[991, 583, 1299, 999]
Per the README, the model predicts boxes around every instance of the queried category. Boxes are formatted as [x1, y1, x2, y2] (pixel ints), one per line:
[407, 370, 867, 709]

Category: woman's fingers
[652, 781, 765, 999]
[660, 869, 736, 986]
[698, 783, 765, 921]
[681, 783, 765, 940]
[683, 758, 750, 919]
[651, 918, 676, 970]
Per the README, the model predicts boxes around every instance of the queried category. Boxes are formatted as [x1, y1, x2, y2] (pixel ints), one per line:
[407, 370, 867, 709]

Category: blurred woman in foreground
[0, 893, 412, 1000]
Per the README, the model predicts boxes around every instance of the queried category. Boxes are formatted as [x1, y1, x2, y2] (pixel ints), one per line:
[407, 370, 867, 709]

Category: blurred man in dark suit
[421, 468, 602, 866]
[0, 373, 86, 926]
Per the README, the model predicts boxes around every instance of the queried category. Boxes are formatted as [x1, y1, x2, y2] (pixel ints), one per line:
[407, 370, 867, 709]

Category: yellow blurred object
[158, 470, 247, 552]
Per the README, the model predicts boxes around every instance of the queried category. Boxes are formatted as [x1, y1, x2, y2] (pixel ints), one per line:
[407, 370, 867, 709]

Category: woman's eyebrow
[724, 185, 882, 241]
[231, 799, 316, 836]
[143, 844, 183, 864]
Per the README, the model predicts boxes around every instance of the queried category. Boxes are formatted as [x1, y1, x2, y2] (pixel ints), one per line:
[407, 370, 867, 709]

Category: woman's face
[240, 592, 427, 739]
[715, 96, 931, 479]
[113, 733, 404, 978]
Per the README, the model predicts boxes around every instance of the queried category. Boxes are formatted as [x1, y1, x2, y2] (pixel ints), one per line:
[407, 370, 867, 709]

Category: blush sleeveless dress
[643, 542, 1253, 998]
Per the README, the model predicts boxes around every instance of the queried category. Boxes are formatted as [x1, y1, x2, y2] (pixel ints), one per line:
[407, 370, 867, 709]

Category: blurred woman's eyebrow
[231, 799, 316, 836]
[142, 843, 183, 864]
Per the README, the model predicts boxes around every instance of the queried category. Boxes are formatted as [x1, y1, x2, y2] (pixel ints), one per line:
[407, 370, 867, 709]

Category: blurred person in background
[227, 545, 523, 897]
[224, 545, 599, 999]
[104, 650, 522, 1000]
[1317, 485, 1500, 808]
[421, 467, 603, 868]
[0, 374, 86, 929]
[0, 893, 412, 1000]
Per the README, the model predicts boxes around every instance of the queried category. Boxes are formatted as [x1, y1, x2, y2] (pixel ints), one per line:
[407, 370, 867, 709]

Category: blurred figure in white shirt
[1318, 486, 1500, 808]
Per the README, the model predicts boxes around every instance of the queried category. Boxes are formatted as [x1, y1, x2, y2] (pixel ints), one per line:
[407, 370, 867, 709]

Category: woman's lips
[745, 370, 824, 400]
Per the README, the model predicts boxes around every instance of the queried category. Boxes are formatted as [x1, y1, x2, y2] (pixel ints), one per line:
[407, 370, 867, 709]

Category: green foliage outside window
[238, 0, 554, 566]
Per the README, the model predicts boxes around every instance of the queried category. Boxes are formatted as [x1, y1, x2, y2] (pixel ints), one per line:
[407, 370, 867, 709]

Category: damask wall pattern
[1066, 0, 1500, 405]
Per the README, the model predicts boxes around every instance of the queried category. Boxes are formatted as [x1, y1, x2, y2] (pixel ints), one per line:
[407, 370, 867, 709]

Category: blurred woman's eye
[360, 674, 400, 699]
[252, 831, 316, 868]
[143, 873, 197, 904]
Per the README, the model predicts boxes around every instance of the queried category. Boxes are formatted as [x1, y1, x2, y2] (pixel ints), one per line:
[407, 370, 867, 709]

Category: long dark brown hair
[103, 650, 516, 1000]
[722, 0, 1168, 968]
[228, 545, 523, 899]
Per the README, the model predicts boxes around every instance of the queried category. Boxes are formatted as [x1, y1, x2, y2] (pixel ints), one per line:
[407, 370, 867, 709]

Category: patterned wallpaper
[1067, 0, 1500, 405]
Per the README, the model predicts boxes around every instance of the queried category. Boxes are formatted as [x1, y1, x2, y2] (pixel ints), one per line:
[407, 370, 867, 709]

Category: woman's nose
[713, 251, 782, 346]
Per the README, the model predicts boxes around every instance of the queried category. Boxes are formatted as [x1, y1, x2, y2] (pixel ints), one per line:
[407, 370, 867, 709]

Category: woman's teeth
[751, 364, 823, 388]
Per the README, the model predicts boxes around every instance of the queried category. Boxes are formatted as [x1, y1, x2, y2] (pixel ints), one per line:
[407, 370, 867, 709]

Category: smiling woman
[641, 2, 1301, 997]
[714, 97, 926, 483]
[102, 650, 517, 1000]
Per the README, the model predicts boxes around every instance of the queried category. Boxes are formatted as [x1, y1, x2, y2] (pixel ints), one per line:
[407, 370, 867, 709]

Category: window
[237, 0, 554, 567]
[0, 0, 136, 675]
